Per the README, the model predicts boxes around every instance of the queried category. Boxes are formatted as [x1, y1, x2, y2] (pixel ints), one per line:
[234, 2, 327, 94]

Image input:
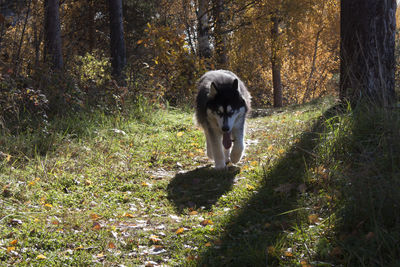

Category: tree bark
[44, 0, 63, 70]
[213, 0, 227, 68]
[271, 16, 283, 108]
[340, 0, 397, 107]
[109, 0, 126, 83]
[197, 0, 212, 59]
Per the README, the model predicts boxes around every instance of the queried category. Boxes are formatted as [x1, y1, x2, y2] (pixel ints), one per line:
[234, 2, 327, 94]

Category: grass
[0, 96, 399, 266]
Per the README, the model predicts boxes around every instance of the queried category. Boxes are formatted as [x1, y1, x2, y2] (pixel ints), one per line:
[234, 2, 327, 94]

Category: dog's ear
[208, 82, 218, 98]
[232, 79, 239, 92]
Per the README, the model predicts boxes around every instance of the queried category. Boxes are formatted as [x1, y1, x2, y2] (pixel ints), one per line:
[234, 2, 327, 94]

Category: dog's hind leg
[230, 124, 245, 164]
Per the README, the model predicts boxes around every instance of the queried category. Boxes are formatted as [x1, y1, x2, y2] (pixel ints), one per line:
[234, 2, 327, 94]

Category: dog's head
[206, 79, 247, 133]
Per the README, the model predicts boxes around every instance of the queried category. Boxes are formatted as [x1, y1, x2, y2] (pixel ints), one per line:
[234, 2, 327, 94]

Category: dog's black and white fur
[195, 70, 251, 170]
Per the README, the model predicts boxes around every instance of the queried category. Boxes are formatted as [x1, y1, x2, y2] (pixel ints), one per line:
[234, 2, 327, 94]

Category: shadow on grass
[195, 106, 341, 266]
[167, 165, 240, 213]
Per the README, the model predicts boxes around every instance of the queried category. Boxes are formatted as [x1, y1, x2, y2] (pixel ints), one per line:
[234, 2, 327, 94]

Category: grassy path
[0, 98, 347, 266]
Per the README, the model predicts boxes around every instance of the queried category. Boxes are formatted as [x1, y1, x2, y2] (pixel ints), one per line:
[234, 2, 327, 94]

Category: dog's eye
[216, 111, 223, 117]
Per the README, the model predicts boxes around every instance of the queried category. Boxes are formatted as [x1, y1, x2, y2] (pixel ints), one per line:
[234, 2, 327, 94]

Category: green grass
[0, 97, 399, 266]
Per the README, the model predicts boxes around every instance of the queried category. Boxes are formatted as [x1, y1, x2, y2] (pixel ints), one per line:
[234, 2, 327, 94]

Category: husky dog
[195, 70, 251, 170]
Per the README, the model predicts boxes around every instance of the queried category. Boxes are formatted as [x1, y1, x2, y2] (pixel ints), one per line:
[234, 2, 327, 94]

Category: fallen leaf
[365, 231, 375, 240]
[10, 239, 18, 245]
[108, 242, 116, 249]
[189, 211, 198, 216]
[284, 251, 294, 257]
[36, 254, 47, 259]
[204, 242, 212, 247]
[124, 213, 135, 218]
[7, 247, 15, 253]
[308, 214, 319, 224]
[267, 246, 275, 254]
[44, 203, 53, 208]
[177, 132, 184, 137]
[246, 184, 255, 190]
[97, 253, 104, 258]
[175, 227, 185, 234]
[200, 219, 213, 226]
[75, 245, 84, 250]
[149, 235, 161, 243]
[92, 222, 101, 230]
[90, 213, 100, 220]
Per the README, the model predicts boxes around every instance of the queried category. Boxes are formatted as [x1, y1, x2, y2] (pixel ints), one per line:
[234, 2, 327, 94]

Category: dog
[195, 70, 251, 170]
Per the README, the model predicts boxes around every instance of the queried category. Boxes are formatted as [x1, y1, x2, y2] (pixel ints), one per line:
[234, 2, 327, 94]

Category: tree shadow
[167, 165, 240, 213]
[196, 105, 342, 266]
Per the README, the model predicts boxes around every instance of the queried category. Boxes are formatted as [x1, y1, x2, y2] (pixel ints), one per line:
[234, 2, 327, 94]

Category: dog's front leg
[209, 133, 226, 170]
[231, 124, 245, 164]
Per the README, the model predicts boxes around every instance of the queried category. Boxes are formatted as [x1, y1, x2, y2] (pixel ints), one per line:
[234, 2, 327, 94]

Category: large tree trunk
[340, 0, 397, 107]
[271, 16, 283, 108]
[213, 0, 227, 68]
[109, 0, 126, 83]
[197, 0, 212, 59]
[44, 0, 63, 70]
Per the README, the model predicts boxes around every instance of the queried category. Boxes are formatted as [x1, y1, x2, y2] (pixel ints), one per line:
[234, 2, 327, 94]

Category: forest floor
[1, 96, 399, 266]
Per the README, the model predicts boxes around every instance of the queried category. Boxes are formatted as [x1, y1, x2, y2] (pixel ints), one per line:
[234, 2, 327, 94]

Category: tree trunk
[44, 0, 63, 70]
[340, 0, 397, 107]
[271, 16, 282, 108]
[213, 0, 227, 68]
[197, 0, 212, 59]
[109, 0, 126, 83]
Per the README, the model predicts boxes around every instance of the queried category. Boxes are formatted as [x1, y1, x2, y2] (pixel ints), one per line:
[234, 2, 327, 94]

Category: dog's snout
[222, 125, 229, 132]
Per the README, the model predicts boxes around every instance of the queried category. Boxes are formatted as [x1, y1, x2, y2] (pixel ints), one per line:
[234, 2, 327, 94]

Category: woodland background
[0, 0, 344, 131]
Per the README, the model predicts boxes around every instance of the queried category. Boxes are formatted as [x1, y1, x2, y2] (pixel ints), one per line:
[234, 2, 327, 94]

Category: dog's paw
[214, 161, 226, 170]
[230, 147, 243, 164]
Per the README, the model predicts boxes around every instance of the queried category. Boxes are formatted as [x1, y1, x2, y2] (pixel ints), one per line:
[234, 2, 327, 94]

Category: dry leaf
[267, 246, 275, 254]
[204, 242, 212, 247]
[92, 222, 101, 230]
[308, 214, 319, 224]
[44, 203, 53, 208]
[176, 131, 184, 137]
[200, 219, 213, 226]
[175, 227, 185, 234]
[108, 242, 116, 249]
[7, 247, 15, 253]
[124, 213, 135, 218]
[189, 211, 198, 216]
[90, 213, 100, 220]
[284, 251, 294, 257]
[36, 254, 47, 259]
[149, 235, 161, 243]
[246, 184, 255, 190]
[10, 239, 18, 245]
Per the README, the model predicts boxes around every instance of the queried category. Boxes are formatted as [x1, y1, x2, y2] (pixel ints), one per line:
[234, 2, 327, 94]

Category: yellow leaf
[124, 213, 134, 218]
[36, 254, 47, 259]
[6, 154, 11, 162]
[141, 182, 149, 187]
[200, 219, 213, 226]
[149, 235, 161, 243]
[75, 245, 84, 250]
[176, 131, 184, 137]
[267, 246, 275, 254]
[44, 203, 53, 208]
[278, 149, 285, 154]
[267, 145, 274, 151]
[250, 161, 258, 167]
[176, 227, 185, 234]
[308, 214, 319, 224]
[92, 222, 101, 230]
[188, 211, 198, 216]
[7, 246, 15, 253]
[246, 184, 255, 190]
[10, 239, 18, 245]
[204, 242, 212, 247]
[284, 251, 294, 257]
[97, 253, 104, 258]
[90, 213, 100, 220]
[85, 180, 92, 185]
[108, 242, 116, 249]
[137, 39, 144, 45]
